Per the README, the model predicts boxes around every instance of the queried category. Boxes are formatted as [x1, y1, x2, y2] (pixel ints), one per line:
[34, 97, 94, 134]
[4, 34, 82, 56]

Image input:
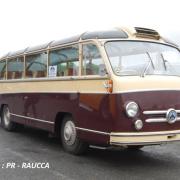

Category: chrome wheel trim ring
[4, 107, 10, 127]
[64, 120, 77, 146]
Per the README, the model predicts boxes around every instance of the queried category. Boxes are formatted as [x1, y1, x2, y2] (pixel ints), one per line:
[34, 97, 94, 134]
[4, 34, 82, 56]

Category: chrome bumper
[110, 130, 180, 146]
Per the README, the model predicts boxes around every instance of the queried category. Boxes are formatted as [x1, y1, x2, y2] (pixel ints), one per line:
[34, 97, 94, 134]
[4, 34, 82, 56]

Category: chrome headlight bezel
[125, 101, 139, 118]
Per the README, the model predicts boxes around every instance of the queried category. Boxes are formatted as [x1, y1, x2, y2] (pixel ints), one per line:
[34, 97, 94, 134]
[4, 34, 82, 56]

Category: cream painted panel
[110, 133, 180, 144]
[0, 79, 108, 93]
[113, 76, 180, 93]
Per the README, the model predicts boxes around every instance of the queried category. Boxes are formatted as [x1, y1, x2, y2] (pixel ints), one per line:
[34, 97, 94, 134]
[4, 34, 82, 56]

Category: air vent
[135, 27, 160, 40]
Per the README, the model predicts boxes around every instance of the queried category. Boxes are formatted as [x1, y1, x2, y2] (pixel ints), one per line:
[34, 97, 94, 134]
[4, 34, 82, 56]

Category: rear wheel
[61, 115, 88, 155]
[1, 105, 17, 131]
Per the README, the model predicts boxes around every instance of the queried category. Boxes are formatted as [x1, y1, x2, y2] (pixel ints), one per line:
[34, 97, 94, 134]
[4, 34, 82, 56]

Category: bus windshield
[105, 41, 180, 77]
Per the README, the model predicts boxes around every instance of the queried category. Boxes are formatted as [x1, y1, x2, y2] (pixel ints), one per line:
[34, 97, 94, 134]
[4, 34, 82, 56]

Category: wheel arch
[54, 112, 73, 137]
[0, 104, 7, 116]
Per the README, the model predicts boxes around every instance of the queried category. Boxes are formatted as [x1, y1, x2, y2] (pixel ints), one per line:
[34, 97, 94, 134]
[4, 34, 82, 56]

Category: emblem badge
[166, 109, 177, 124]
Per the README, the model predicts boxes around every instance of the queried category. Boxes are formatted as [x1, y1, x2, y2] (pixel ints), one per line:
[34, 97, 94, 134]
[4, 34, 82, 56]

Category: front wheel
[61, 116, 88, 155]
[1, 105, 17, 131]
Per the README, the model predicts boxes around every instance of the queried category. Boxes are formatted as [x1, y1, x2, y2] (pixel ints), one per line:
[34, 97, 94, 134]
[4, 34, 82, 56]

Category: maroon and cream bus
[0, 27, 180, 155]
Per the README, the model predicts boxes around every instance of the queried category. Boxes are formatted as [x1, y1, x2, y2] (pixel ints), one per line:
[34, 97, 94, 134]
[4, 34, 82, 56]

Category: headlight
[134, 120, 143, 130]
[126, 102, 139, 118]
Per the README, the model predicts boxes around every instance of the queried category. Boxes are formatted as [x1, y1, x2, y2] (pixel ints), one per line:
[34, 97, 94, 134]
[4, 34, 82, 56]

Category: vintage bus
[0, 27, 180, 155]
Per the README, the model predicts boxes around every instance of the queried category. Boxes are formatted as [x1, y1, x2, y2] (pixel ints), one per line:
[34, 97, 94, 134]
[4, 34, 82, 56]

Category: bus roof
[0, 27, 178, 59]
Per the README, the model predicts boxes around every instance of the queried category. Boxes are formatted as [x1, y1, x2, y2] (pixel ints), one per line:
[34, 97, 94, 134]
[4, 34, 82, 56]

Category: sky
[0, 0, 180, 56]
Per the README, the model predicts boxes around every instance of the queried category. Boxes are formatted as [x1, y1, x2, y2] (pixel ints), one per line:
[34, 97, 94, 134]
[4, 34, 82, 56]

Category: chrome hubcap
[64, 121, 76, 145]
[4, 107, 10, 126]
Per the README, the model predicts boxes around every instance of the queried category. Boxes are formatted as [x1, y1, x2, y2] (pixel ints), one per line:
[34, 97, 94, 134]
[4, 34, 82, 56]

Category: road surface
[0, 127, 179, 180]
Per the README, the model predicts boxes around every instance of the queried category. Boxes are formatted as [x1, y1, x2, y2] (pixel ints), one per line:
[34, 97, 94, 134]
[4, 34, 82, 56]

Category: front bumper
[110, 130, 180, 146]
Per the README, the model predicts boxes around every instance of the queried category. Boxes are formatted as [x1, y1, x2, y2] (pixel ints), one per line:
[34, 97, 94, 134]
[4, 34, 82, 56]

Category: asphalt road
[0, 127, 180, 180]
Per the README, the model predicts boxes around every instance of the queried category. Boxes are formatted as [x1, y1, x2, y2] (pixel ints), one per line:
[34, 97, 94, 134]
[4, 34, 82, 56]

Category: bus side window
[49, 45, 79, 77]
[82, 44, 106, 76]
[7, 57, 24, 79]
[25, 52, 47, 78]
[0, 60, 6, 80]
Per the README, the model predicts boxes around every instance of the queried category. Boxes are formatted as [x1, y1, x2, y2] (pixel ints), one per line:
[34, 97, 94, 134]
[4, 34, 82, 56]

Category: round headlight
[126, 102, 139, 118]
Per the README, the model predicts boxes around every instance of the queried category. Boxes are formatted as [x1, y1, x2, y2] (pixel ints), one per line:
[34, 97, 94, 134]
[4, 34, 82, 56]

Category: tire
[127, 145, 144, 151]
[1, 105, 17, 131]
[61, 115, 88, 155]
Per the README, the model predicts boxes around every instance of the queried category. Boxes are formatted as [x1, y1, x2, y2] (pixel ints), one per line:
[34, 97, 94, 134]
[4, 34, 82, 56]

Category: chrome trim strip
[145, 118, 167, 123]
[110, 130, 180, 137]
[115, 89, 180, 94]
[0, 75, 108, 83]
[0, 91, 78, 94]
[1, 90, 180, 95]
[75, 127, 110, 135]
[143, 110, 180, 115]
[10, 113, 54, 125]
[143, 110, 167, 115]
[110, 141, 175, 146]
[0, 91, 107, 95]
[146, 117, 180, 123]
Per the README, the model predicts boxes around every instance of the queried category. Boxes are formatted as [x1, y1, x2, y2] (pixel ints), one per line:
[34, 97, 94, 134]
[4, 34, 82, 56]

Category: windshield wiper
[141, 52, 155, 77]
[160, 53, 167, 71]
[161, 53, 179, 75]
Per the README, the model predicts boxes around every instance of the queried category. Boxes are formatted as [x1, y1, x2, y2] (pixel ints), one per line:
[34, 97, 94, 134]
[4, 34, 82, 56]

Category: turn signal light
[104, 79, 113, 93]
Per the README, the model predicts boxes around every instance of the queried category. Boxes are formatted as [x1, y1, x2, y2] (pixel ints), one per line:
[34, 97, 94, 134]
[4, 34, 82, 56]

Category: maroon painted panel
[117, 91, 180, 132]
[1, 90, 180, 145]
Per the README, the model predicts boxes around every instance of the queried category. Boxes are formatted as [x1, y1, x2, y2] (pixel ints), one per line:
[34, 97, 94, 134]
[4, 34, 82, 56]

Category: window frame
[0, 40, 109, 82]
[25, 51, 48, 79]
[80, 41, 108, 77]
[0, 59, 7, 80]
[7, 56, 24, 80]
[49, 44, 80, 77]
[104, 40, 180, 77]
